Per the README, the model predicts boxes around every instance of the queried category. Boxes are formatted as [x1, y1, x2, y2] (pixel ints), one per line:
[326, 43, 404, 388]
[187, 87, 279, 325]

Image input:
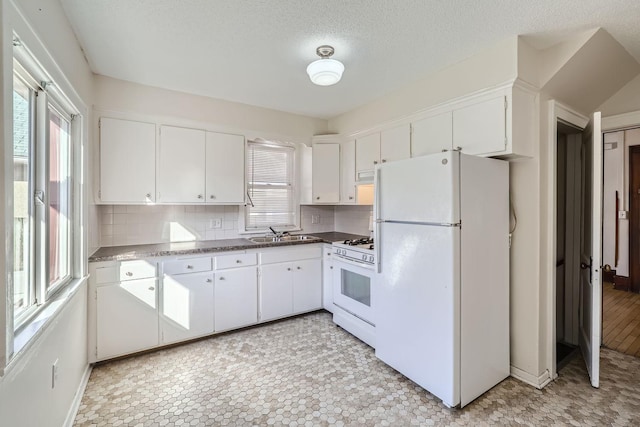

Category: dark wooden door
[629, 146, 640, 293]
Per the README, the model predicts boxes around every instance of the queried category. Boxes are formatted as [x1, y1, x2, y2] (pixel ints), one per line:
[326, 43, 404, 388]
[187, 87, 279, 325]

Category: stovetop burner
[343, 238, 374, 246]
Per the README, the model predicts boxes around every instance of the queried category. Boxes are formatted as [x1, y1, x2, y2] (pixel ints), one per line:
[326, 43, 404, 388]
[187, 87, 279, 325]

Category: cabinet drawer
[163, 257, 212, 275]
[119, 260, 157, 281]
[216, 253, 256, 270]
[259, 246, 322, 264]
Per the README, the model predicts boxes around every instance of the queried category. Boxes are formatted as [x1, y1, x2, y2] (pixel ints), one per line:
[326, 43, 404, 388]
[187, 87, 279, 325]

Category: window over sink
[242, 140, 299, 232]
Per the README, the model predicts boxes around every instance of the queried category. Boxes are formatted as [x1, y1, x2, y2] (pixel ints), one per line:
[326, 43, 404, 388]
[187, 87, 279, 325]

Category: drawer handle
[236, 259, 242, 264]
[186, 265, 194, 269]
[148, 286, 155, 291]
[210, 195, 216, 199]
[126, 272, 133, 277]
[219, 276, 225, 280]
[206, 278, 212, 283]
[297, 266, 301, 270]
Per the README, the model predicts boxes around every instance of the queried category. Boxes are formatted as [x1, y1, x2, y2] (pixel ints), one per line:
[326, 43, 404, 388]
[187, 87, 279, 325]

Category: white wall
[328, 37, 518, 134]
[1, 0, 93, 425]
[94, 75, 328, 145]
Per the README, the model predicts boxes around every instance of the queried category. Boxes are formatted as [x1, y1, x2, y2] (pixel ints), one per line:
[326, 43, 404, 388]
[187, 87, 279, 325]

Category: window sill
[3, 276, 88, 377]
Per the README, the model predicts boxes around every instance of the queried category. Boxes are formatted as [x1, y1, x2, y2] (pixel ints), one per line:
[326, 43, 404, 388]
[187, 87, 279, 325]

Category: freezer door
[376, 151, 459, 224]
[374, 221, 460, 407]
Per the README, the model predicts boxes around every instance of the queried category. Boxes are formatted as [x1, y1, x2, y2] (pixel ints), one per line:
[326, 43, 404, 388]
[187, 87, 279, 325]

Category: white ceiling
[60, 0, 640, 119]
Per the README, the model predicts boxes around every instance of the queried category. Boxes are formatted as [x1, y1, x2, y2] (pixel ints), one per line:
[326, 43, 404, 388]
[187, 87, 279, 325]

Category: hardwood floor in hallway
[603, 281, 640, 357]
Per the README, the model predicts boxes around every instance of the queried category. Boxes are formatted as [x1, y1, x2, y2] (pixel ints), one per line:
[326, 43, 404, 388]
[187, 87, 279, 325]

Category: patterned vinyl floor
[74, 312, 640, 426]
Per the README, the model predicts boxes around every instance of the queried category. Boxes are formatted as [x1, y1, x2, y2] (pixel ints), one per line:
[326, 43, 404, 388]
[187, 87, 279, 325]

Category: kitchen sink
[248, 235, 319, 243]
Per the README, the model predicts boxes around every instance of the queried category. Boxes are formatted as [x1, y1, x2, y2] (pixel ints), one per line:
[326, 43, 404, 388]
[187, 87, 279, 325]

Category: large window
[245, 141, 297, 230]
[12, 61, 75, 328]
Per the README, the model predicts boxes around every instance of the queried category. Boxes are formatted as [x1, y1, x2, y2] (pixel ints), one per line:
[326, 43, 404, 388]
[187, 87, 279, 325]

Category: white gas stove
[332, 238, 375, 267]
[331, 237, 376, 348]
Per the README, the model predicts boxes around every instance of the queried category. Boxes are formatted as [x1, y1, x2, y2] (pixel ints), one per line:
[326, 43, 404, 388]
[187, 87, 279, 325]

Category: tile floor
[74, 312, 640, 426]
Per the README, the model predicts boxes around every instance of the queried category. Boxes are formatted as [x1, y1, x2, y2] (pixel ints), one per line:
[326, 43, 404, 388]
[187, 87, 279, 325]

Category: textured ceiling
[60, 0, 640, 119]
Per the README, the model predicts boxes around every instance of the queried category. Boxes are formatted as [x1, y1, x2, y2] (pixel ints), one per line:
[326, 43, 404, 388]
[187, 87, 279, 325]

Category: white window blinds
[246, 141, 296, 229]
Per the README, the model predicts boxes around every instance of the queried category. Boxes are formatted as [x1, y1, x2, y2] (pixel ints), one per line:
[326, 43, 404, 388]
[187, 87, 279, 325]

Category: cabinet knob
[349, 196, 353, 200]
[197, 194, 203, 199]
[186, 265, 194, 269]
[148, 286, 155, 291]
[219, 276, 225, 280]
[236, 259, 242, 264]
[146, 193, 151, 198]
[316, 196, 320, 200]
[455, 146, 462, 151]
[330, 266, 333, 269]
[206, 278, 212, 283]
[126, 272, 133, 277]
[373, 160, 378, 165]
[381, 159, 387, 163]
[287, 268, 291, 271]
[297, 266, 301, 270]
[210, 195, 216, 199]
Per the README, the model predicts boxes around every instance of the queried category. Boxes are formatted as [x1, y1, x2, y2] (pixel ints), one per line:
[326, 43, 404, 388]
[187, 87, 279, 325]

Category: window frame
[10, 55, 78, 332]
[241, 140, 301, 233]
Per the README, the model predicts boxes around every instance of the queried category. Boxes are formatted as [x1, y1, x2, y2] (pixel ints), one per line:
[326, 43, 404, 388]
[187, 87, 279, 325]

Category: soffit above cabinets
[60, 0, 640, 119]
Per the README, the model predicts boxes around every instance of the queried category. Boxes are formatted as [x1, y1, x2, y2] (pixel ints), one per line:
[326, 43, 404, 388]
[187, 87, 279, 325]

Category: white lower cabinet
[214, 266, 258, 331]
[96, 278, 159, 360]
[259, 247, 323, 322]
[160, 271, 215, 345]
[260, 263, 294, 321]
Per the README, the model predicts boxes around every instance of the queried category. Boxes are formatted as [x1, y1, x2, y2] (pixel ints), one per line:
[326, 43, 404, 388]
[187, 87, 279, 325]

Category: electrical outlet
[311, 215, 320, 224]
[209, 219, 222, 229]
[52, 359, 59, 389]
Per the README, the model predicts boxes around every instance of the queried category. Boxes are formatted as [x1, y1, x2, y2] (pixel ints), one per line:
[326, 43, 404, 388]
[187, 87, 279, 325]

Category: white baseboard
[510, 365, 552, 389]
[64, 364, 93, 427]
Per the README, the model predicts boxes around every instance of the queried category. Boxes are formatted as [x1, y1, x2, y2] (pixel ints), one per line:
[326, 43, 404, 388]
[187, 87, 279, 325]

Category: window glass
[246, 142, 296, 229]
[13, 74, 33, 319]
[48, 106, 71, 290]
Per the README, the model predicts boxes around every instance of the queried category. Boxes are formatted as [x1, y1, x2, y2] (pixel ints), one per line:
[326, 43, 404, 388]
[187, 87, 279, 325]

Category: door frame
[546, 100, 590, 381]
[629, 146, 640, 292]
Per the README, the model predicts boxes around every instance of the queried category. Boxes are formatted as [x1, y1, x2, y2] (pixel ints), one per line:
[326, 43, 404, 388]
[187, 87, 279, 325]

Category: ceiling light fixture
[306, 45, 344, 86]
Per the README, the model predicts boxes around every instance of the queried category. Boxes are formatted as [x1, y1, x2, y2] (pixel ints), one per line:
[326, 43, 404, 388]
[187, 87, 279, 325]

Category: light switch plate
[618, 210, 629, 220]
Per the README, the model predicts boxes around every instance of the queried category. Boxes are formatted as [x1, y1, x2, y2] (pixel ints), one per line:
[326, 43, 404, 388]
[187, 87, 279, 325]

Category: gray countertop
[89, 231, 368, 262]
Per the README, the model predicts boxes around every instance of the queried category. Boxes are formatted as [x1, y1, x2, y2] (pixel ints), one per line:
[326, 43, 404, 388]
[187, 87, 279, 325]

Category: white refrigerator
[374, 151, 509, 408]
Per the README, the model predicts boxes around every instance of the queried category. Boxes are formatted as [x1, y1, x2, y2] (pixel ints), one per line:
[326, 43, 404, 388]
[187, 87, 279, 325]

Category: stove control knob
[369, 255, 374, 262]
[362, 254, 367, 261]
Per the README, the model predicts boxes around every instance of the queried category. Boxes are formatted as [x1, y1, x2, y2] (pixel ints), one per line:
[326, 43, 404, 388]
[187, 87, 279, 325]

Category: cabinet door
[293, 258, 322, 313]
[99, 117, 156, 203]
[97, 279, 159, 359]
[158, 125, 206, 203]
[355, 133, 380, 176]
[259, 263, 293, 321]
[341, 140, 356, 204]
[206, 132, 245, 203]
[411, 112, 453, 157]
[312, 143, 340, 203]
[380, 124, 410, 164]
[322, 248, 334, 312]
[160, 272, 214, 344]
[214, 267, 258, 331]
[453, 95, 507, 155]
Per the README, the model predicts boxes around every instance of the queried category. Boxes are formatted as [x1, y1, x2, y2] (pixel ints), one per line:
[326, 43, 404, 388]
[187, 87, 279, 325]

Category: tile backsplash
[334, 205, 374, 237]
[98, 204, 347, 247]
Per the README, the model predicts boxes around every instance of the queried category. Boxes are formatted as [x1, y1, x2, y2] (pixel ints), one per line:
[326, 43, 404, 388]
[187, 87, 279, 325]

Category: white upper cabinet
[158, 125, 206, 203]
[312, 143, 340, 204]
[99, 117, 156, 204]
[453, 95, 506, 155]
[411, 111, 453, 157]
[205, 132, 245, 204]
[380, 124, 411, 164]
[356, 126, 410, 179]
[355, 133, 380, 178]
[341, 140, 356, 204]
